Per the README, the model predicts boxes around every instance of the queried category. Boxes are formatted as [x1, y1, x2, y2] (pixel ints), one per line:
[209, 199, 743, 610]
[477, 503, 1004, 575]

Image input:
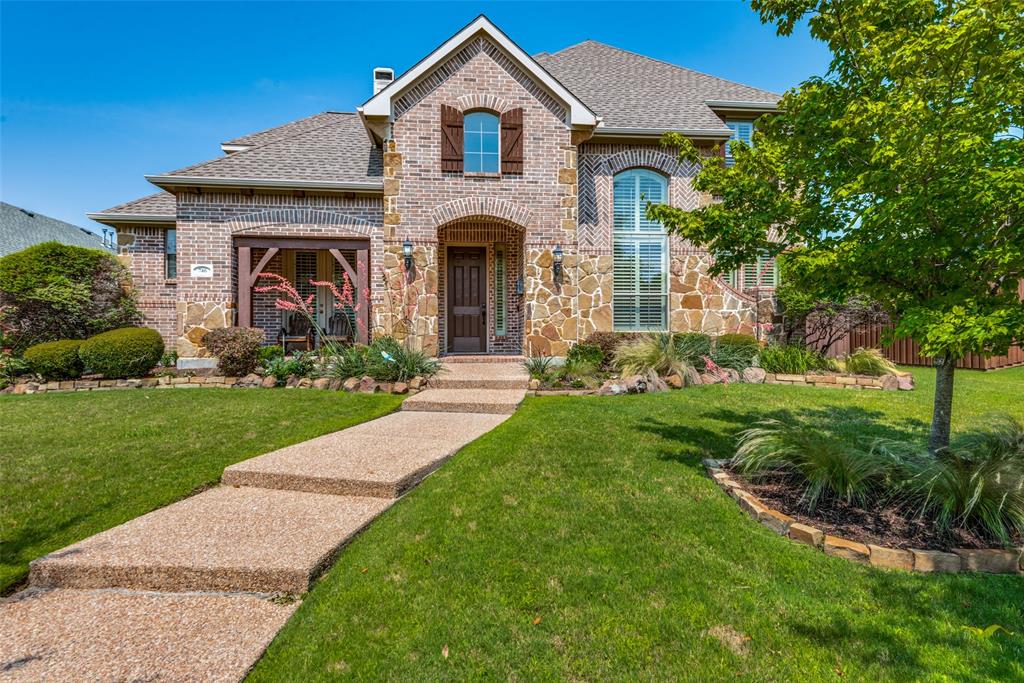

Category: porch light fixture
[552, 245, 564, 284]
[515, 276, 524, 296]
[403, 239, 413, 271]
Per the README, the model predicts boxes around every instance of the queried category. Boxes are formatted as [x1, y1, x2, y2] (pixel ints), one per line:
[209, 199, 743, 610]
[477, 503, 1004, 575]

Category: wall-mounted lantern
[515, 276, 525, 296]
[552, 245, 564, 284]
[403, 239, 413, 271]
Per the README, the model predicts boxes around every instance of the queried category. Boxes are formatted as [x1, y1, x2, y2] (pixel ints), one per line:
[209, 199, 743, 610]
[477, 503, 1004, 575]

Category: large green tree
[649, 0, 1023, 453]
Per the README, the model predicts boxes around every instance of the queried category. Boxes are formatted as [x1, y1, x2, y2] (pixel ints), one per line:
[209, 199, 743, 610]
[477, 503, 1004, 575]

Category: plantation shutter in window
[500, 108, 523, 174]
[725, 121, 753, 165]
[494, 246, 507, 336]
[440, 104, 464, 172]
[613, 238, 666, 331]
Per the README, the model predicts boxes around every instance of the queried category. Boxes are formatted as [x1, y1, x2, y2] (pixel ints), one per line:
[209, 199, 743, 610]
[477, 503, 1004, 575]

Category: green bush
[673, 332, 712, 365]
[735, 418, 895, 510]
[23, 339, 84, 380]
[841, 347, 897, 376]
[0, 241, 138, 352]
[78, 327, 164, 378]
[523, 355, 554, 381]
[0, 351, 29, 388]
[258, 345, 284, 364]
[326, 345, 372, 381]
[897, 414, 1024, 543]
[327, 337, 440, 383]
[566, 343, 604, 367]
[204, 327, 265, 376]
[757, 344, 835, 374]
[582, 332, 641, 369]
[614, 333, 689, 378]
[264, 353, 315, 384]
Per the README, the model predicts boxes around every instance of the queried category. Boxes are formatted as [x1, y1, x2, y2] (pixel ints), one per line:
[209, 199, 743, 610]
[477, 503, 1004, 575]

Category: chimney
[373, 67, 394, 95]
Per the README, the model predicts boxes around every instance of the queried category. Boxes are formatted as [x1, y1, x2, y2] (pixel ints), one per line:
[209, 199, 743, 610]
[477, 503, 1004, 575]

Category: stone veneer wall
[173, 192, 382, 357]
[577, 142, 765, 338]
[384, 35, 577, 356]
[116, 225, 178, 348]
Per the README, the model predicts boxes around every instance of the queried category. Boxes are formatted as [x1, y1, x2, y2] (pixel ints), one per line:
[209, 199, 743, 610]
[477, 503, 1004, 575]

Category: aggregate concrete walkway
[1, 359, 528, 682]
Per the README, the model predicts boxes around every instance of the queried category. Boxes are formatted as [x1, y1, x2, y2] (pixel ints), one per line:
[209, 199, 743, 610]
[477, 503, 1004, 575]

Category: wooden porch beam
[234, 237, 370, 250]
[356, 248, 369, 344]
[250, 247, 279, 282]
[237, 246, 252, 328]
[328, 248, 356, 283]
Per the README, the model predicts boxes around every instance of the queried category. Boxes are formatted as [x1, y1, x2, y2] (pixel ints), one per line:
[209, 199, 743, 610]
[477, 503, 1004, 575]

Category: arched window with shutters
[612, 169, 669, 331]
[464, 112, 500, 173]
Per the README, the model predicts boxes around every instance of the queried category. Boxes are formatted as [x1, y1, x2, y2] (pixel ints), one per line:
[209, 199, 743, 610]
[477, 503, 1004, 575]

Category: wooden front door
[447, 246, 486, 353]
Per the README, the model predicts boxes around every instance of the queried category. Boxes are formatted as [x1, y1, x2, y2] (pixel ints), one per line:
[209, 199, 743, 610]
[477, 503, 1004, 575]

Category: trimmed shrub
[78, 327, 164, 378]
[841, 347, 897, 376]
[23, 339, 84, 380]
[566, 343, 603, 367]
[204, 327, 265, 376]
[673, 332, 712, 365]
[0, 241, 138, 352]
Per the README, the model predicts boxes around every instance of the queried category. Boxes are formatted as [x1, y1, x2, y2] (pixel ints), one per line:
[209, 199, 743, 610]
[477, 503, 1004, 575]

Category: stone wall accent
[117, 225, 177, 347]
[702, 459, 1021, 574]
[669, 254, 757, 335]
[572, 254, 613, 339]
[177, 301, 234, 357]
[374, 243, 439, 356]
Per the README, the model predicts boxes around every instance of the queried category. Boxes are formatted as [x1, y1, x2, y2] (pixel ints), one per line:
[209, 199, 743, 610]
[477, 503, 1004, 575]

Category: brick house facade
[91, 16, 780, 361]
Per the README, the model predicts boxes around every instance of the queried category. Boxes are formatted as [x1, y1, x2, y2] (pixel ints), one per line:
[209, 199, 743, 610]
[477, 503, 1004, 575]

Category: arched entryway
[437, 219, 524, 355]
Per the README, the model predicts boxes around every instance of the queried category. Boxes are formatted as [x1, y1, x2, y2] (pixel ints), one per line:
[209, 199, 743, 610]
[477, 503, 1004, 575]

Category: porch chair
[278, 312, 314, 352]
[320, 310, 355, 348]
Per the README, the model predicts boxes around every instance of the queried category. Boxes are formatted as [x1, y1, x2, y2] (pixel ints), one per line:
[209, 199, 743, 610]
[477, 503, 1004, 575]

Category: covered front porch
[235, 236, 371, 348]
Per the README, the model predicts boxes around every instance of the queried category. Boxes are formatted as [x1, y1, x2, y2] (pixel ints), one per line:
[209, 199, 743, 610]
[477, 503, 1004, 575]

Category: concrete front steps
[8, 358, 524, 681]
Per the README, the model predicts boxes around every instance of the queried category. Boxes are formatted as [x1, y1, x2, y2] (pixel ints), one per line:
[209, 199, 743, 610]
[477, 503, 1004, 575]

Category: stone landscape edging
[3, 373, 424, 396]
[702, 458, 1023, 575]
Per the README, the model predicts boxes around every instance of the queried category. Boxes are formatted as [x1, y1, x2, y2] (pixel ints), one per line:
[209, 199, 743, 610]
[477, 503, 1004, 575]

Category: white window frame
[612, 169, 669, 331]
[464, 111, 500, 174]
[725, 120, 754, 166]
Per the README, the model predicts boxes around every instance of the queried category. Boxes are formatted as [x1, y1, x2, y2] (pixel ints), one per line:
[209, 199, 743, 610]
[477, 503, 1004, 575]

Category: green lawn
[250, 367, 1024, 682]
[0, 389, 402, 593]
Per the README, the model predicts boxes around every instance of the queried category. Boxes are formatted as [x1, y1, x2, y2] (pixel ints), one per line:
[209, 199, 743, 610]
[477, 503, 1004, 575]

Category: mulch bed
[725, 467, 1019, 551]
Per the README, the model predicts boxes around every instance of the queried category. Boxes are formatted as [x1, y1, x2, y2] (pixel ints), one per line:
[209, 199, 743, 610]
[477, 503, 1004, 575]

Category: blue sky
[1, 1, 829, 234]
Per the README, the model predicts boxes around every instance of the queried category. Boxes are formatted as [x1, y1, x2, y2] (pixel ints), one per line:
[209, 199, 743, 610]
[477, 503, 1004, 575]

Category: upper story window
[725, 255, 779, 291]
[725, 121, 754, 166]
[165, 228, 177, 280]
[464, 112, 500, 173]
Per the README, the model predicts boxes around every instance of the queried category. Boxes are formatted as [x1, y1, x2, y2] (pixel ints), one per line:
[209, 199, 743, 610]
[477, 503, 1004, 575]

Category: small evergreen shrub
[1, 350, 29, 388]
[523, 355, 554, 380]
[566, 343, 604, 367]
[204, 327, 265, 376]
[78, 327, 164, 378]
[23, 339, 84, 380]
[258, 345, 284, 364]
[841, 347, 897, 376]
[326, 337, 440, 382]
[614, 333, 689, 378]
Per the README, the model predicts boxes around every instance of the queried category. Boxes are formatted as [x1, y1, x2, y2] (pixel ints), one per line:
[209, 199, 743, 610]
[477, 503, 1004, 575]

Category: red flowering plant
[253, 271, 362, 357]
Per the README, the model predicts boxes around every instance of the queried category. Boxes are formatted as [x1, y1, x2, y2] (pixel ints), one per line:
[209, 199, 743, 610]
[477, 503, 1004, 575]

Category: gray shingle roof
[535, 40, 781, 131]
[222, 111, 345, 148]
[1, 202, 107, 257]
[161, 112, 382, 185]
[96, 192, 176, 217]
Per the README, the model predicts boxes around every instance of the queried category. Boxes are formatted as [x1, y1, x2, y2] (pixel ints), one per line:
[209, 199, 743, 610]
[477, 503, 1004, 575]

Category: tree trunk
[928, 352, 956, 455]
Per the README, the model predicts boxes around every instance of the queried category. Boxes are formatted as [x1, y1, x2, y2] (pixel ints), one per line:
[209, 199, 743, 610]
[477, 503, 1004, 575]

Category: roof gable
[360, 15, 597, 128]
[536, 40, 780, 135]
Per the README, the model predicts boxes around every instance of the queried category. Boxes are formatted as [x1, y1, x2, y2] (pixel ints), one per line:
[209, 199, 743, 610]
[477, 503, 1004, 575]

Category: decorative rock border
[703, 458, 1023, 575]
[764, 371, 914, 391]
[3, 373, 425, 396]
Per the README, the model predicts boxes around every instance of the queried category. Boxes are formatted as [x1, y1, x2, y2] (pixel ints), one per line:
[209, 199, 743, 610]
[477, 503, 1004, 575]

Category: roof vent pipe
[373, 67, 394, 95]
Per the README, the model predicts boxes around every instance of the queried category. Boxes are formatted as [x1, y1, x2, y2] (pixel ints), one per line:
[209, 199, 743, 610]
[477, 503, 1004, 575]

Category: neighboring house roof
[361, 15, 598, 128]
[147, 112, 383, 192]
[535, 40, 781, 135]
[1, 202, 107, 257]
[89, 192, 176, 226]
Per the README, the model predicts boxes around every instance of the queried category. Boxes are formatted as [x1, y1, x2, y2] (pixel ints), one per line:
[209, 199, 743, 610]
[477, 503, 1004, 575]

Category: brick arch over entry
[226, 208, 375, 237]
[455, 94, 512, 113]
[429, 198, 533, 229]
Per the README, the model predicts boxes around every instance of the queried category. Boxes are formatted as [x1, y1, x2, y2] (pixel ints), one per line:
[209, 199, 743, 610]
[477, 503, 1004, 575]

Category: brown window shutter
[500, 108, 523, 174]
[440, 104, 464, 172]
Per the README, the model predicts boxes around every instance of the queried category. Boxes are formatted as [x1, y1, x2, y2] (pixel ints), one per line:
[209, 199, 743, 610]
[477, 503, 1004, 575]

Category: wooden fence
[813, 324, 1024, 371]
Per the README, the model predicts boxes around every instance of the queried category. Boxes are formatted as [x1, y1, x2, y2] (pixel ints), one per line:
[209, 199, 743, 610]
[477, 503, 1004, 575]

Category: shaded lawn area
[251, 367, 1024, 681]
[0, 389, 402, 592]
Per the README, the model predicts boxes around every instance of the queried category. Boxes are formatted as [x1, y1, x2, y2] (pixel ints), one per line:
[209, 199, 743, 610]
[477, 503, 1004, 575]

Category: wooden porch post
[357, 248, 369, 344]
[237, 246, 252, 328]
